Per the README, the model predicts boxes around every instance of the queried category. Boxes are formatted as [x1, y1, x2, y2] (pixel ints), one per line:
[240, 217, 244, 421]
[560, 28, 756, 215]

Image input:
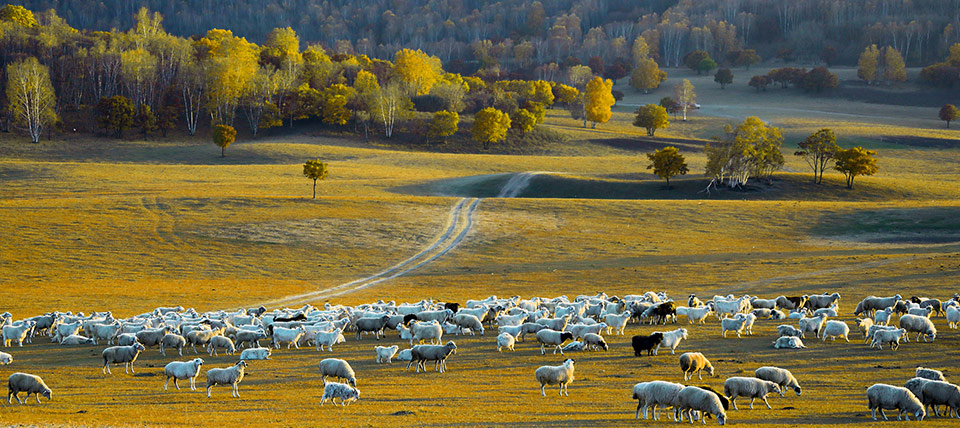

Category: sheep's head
[563, 358, 575, 368]
[793, 385, 802, 396]
[706, 364, 716, 377]
[236, 360, 248, 368]
[194, 358, 204, 367]
[560, 332, 574, 342]
[41, 388, 51, 400]
[771, 383, 783, 397]
[133, 343, 146, 351]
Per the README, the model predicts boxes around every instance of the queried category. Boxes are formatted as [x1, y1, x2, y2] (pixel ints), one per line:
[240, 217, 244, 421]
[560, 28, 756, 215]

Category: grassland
[2, 71, 960, 426]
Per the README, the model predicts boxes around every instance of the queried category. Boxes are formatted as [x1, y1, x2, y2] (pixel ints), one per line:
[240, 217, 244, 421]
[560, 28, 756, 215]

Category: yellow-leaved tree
[857, 44, 880, 84]
[394, 49, 443, 95]
[585, 76, 615, 128]
[200, 29, 259, 126]
[882, 46, 907, 82]
[471, 107, 511, 150]
[6, 57, 57, 143]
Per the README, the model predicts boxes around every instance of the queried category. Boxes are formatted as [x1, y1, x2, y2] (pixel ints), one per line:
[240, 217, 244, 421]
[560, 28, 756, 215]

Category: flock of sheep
[2, 290, 960, 423]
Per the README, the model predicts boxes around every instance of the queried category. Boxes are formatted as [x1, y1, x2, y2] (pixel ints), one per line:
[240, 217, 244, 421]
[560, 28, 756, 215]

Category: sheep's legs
[540, 384, 546, 396]
[730, 397, 739, 410]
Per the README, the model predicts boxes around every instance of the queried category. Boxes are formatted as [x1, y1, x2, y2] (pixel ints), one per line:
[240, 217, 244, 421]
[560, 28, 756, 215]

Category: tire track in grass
[257, 197, 480, 308]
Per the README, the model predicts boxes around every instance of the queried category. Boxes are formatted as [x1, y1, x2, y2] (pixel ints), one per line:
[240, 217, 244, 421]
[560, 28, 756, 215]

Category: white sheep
[920, 380, 960, 418]
[799, 314, 827, 338]
[395, 348, 413, 362]
[101, 343, 146, 374]
[632, 380, 684, 420]
[755, 366, 802, 396]
[497, 332, 516, 352]
[315, 328, 346, 352]
[59, 334, 96, 345]
[453, 313, 484, 336]
[720, 317, 747, 338]
[163, 358, 204, 391]
[442, 321, 464, 336]
[206, 360, 248, 398]
[117, 333, 138, 346]
[207, 336, 236, 356]
[409, 321, 443, 346]
[679, 352, 715, 381]
[0, 351, 11, 365]
[51, 321, 80, 343]
[724, 376, 782, 409]
[604, 313, 630, 335]
[653, 328, 688, 355]
[908, 306, 933, 318]
[536, 329, 575, 355]
[91, 321, 123, 345]
[685, 306, 713, 324]
[535, 358, 575, 397]
[561, 341, 585, 352]
[916, 367, 946, 382]
[676, 385, 727, 425]
[3, 321, 35, 347]
[904, 377, 932, 412]
[866, 383, 925, 421]
[734, 313, 757, 335]
[773, 336, 805, 349]
[855, 318, 874, 338]
[947, 306, 960, 329]
[821, 320, 850, 342]
[185, 329, 221, 354]
[864, 325, 897, 344]
[375, 345, 399, 363]
[7, 373, 51, 404]
[899, 314, 937, 342]
[319, 358, 357, 386]
[874, 308, 894, 326]
[871, 328, 907, 350]
[776, 325, 803, 338]
[238, 347, 271, 360]
[270, 326, 306, 349]
[581, 333, 608, 351]
[408, 341, 458, 373]
[319, 381, 360, 406]
[159, 333, 187, 356]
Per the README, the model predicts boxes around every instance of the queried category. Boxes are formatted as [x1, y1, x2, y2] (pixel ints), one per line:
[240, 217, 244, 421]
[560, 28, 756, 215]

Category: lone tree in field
[674, 79, 696, 121]
[795, 128, 840, 184]
[471, 107, 510, 150]
[646, 146, 688, 187]
[6, 57, 57, 143]
[714, 68, 733, 89]
[633, 104, 669, 136]
[212, 124, 236, 157]
[939, 104, 960, 128]
[585, 76, 615, 128]
[96, 95, 134, 138]
[834, 146, 878, 189]
[302, 159, 329, 199]
[428, 110, 459, 143]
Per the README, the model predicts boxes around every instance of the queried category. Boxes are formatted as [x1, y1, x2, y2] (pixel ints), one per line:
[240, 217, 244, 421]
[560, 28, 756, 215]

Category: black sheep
[654, 301, 677, 325]
[275, 312, 306, 322]
[631, 333, 664, 356]
[443, 302, 460, 313]
[402, 313, 418, 326]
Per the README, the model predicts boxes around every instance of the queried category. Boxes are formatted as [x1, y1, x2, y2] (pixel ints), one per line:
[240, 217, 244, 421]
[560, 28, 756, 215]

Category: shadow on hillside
[811, 206, 960, 244]
[589, 136, 706, 153]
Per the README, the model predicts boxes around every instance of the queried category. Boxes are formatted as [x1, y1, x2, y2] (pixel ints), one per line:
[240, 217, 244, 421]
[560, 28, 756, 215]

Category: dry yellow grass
[2, 89, 959, 426]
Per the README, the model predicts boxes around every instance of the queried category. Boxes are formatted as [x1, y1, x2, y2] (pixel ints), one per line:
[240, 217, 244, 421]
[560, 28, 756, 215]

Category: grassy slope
[2, 79, 960, 426]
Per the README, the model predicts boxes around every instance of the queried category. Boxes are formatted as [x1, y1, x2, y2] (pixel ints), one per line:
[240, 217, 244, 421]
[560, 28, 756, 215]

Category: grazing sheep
[916, 367, 947, 382]
[805, 292, 841, 310]
[497, 332, 516, 352]
[453, 313, 485, 336]
[920, 380, 960, 418]
[318, 358, 357, 386]
[315, 328, 346, 352]
[159, 333, 187, 356]
[787, 309, 808, 319]
[631, 333, 664, 356]
[776, 295, 807, 310]
[604, 313, 630, 335]
[653, 328, 688, 355]
[117, 333, 138, 346]
[676, 385, 727, 425]
[410, 321, 443, 346]
[164, 358, 204, 391]
[59, 334, 95, 345]
[234, 330, 267, 349]
[7, 373, 51, 404]
[205, 360, 248, 398]
[517, 322, 547, 342]
[101, 343, 146, 374]
[679, 352, 715, 381]
[776, 325, 803, 338]
[908, 307, 933, 318]
[3, 322, 35, 347]
[407, 341, 458, 373]
[917, 298, 944, 317]
[734, 313, 757, 335]
[417, 309, 455, 324]
[714, 297, 749, 319]
[899, 314, 937, 342]
[581, 333, 608, 351]
[856, 318, 874, 338]
[947, 307, 960, 329]
[874, 308, 894, 326]
[535, 315, 570, 332]
[207, 336, 236, 356]
[871, 328, 907, 350]
[354, 315, 391, 340]
[864, 325, 898, 344]
[51, 321, 80, 343]
[814, 307, 838, 317]
[866, 383, 925, 421]
[135, 327, 173, 348]
[238, 347, 271, 360]
[91, 321, 123, 345]
[320, 381, 360, 406]
[724, 376, 782, 410]
[0, 351, 11, 365]
[720, 317, 747, 338]
[632, 380, 684, 420]
[375, 345, 399, 363]
[751, 298, 778, 310]
[798, 314, 827, 338]
[855, 295, 901, 317]
[773, 336, 805, 349]
[905, 377, 932, 411]
[535, 358, 575, 397]
[536, 329, 575, 355]
[495, 313, 528, 328]
[755, 366, 802, 396]
[186, 329, 220, 354]
[821, 320, 850, 342]
[567, 322, 607, 339]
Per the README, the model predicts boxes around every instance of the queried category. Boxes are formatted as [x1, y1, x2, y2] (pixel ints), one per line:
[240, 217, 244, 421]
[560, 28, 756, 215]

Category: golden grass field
[2, 72, 960, 426]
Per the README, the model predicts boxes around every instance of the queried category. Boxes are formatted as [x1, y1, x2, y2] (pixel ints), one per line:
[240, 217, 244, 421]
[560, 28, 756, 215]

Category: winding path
[257, 197, 481, 308]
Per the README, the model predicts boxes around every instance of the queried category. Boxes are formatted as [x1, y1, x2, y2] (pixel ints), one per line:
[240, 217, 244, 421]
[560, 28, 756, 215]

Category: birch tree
[6, 57, 57, 143]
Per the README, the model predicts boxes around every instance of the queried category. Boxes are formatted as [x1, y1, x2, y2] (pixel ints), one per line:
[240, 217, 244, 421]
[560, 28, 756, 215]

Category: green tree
[428, 110, 459, 143]
[674, 79, 696, 121]
[511, 108, 536, 135]
[684, 50, 710, 73]
[834, 146, 879, 189]
[704, 116, 784, 190]
[6, 57, 57, 143]
[212, 124, 236, 157]
[302, 159, 329, 199]
[158, 105, 179, 137]
[646, 146, 688, 187]
[714, 68, 733, 89]
[633, 104, 669, 137]
[97, 95, 135, 138]
[939, 104, 960, 128]
[794, 128, 840, 184]
[471, 107, 511, 150]
[697, 58, 717, 75]
[134, 104, 158, 136]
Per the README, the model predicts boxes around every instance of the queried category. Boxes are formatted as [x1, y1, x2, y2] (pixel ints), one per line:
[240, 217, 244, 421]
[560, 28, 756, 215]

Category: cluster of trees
[747, 66, 839, 93]
[857, 45, 908, 84]
[920, 43, 960, 87]
[0, 5, 624, 151]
